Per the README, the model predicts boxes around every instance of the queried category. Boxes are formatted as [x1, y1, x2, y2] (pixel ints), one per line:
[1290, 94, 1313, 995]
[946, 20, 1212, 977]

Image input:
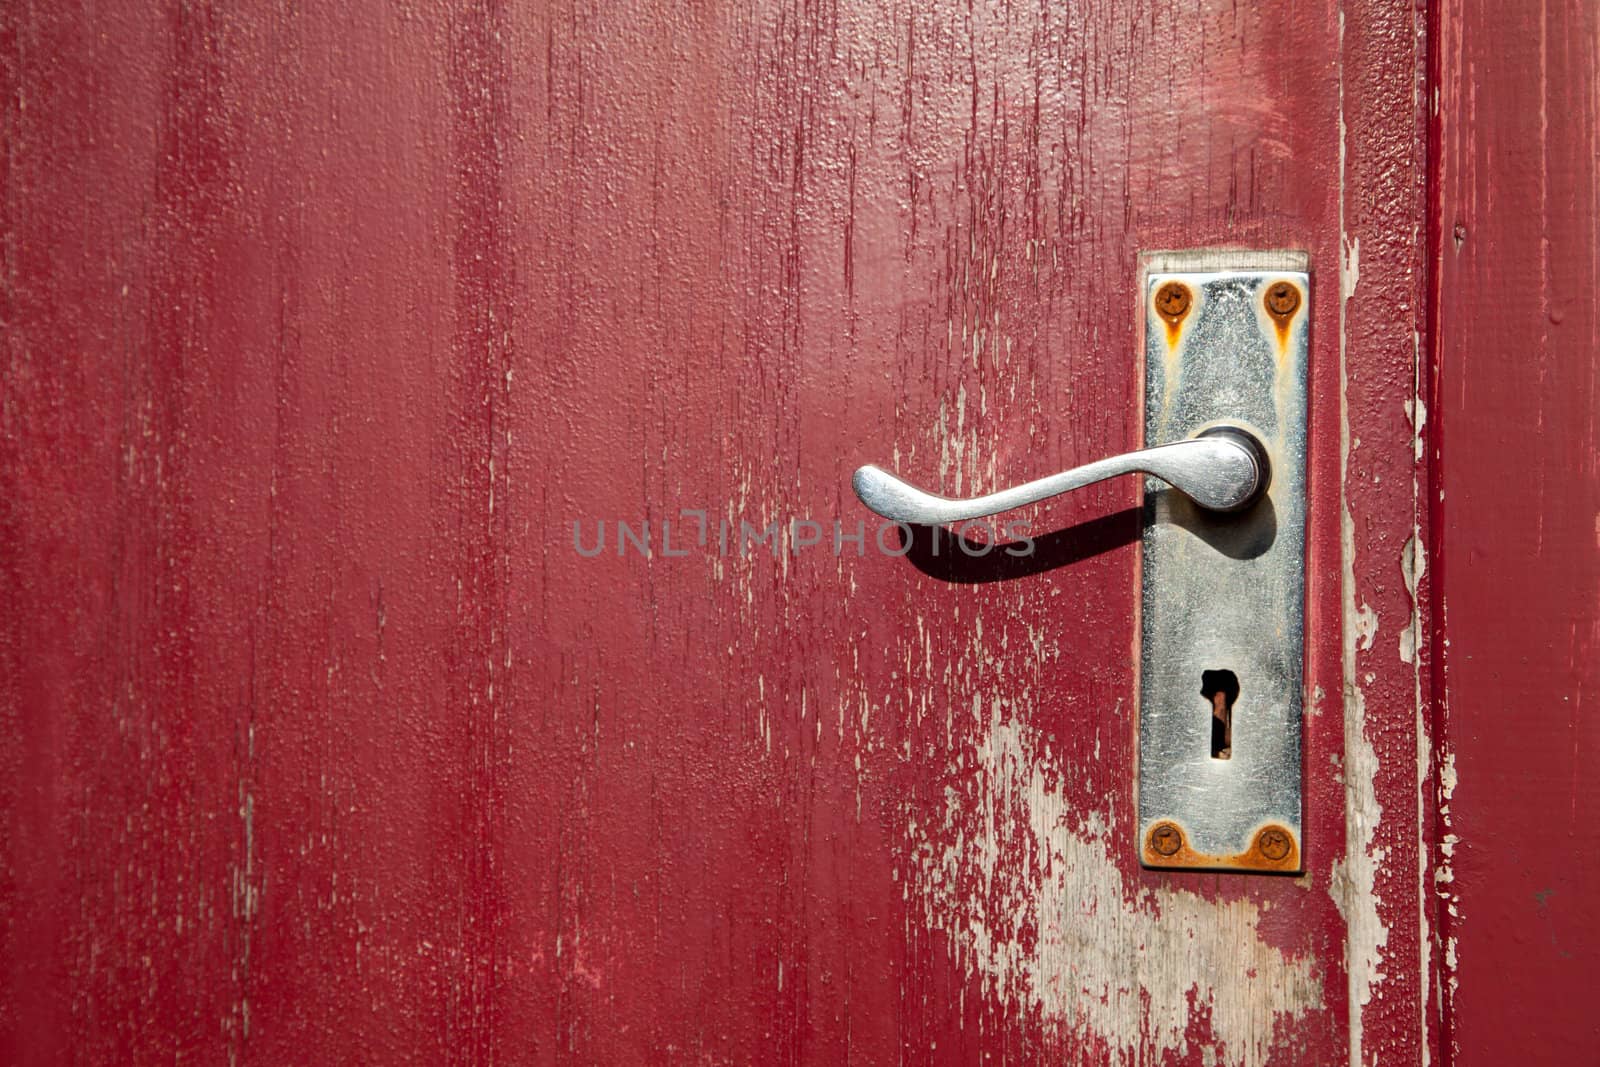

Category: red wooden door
[2, 2, 1593, 1065]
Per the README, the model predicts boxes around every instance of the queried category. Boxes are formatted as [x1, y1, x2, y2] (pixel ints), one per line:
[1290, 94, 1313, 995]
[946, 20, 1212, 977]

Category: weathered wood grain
[1, 1, 1442, 1063]
[1431, 2, 1600, 1063]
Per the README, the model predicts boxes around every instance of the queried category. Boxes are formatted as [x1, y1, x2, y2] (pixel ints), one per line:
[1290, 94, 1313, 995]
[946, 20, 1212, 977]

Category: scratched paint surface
[1431, 2, 1600, 1062]
[1, 2, 1432, 1063]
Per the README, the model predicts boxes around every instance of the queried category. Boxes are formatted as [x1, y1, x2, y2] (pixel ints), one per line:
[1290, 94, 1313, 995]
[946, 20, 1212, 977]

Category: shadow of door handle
[852, 425, 1270, 525]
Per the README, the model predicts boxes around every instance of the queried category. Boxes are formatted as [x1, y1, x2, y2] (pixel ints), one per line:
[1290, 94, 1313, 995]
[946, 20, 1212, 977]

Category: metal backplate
[1138, 253, 1309, 873]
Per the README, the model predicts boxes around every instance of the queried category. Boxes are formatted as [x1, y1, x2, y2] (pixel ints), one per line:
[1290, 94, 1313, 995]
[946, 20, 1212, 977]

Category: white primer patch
[1438, 751, 1457, 802]
[1334, 506, 1391, 1050]
[1354, 601, 1379, 653]
[907, 702, 1322, 1067]
[1341, 235, 1361, 303]
[1399, 533, 1427, 664]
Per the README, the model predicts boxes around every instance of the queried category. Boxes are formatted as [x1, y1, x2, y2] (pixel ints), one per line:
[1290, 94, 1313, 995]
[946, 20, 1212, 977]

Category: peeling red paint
[0, 0, 1508, 1063]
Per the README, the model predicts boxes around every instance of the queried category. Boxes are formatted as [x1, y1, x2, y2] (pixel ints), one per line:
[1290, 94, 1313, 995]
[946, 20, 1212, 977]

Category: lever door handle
[851, 425, 1270, 524]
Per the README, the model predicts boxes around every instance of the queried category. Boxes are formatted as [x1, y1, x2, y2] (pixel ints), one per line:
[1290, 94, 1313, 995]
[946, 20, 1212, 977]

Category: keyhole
[1202, 669, 1239, 760]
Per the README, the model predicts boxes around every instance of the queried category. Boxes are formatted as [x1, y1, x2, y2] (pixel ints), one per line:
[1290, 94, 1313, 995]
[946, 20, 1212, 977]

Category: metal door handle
[852, 425, 1269, 524]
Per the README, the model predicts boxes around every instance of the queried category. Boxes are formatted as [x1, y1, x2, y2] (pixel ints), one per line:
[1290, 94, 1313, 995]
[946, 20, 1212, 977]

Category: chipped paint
[1353, 600, 1379, 652]
[1406, 496, 1431, 1065]
[1334, 500, 1390, 1058]
[908, 702, 1322, 1067]
[1399, 535, 1427, 665]
[1434, 749, 1460, 1016]
[1336, 123, 1387, 1063]
[1404, 384, 1428, 464]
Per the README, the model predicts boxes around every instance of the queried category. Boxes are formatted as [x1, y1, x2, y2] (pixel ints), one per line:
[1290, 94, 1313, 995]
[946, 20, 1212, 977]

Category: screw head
[1265, 281, 1301, 317]
[1149, 822, 1183, 857]
[1256, 828, 1292, 861]
[1155, 282, 1191, 321]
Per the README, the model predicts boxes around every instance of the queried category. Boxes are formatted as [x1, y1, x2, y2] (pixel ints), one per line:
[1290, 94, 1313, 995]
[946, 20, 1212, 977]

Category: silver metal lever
[852, 425, 1270, 524]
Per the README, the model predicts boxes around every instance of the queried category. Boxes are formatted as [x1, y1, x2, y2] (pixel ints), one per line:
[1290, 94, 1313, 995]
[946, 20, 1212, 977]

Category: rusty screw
[1149, 822, 1183, 857]
[1265, 281, 1301, 317]
[1155, 282, 1191, 322]
[1256, 828, 1292, 861]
